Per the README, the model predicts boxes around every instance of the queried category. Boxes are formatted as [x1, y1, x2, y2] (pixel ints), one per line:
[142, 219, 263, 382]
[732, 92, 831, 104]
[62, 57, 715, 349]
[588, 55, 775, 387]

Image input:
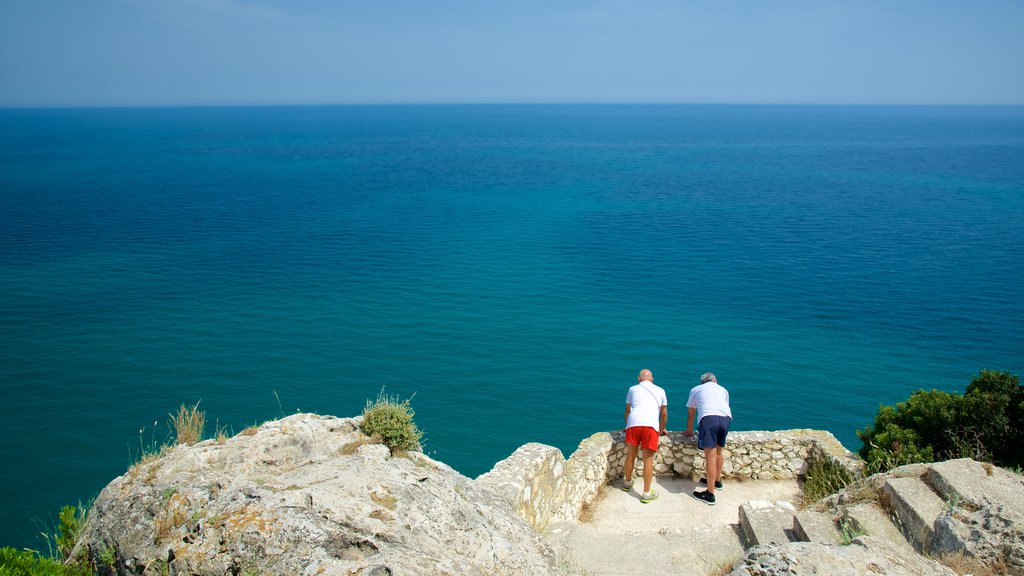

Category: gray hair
[700, 372, 717, 384]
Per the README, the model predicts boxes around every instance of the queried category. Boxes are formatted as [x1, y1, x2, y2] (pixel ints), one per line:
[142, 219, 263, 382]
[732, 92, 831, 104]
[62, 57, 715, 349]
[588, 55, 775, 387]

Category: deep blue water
[1, 104, 1022, 548]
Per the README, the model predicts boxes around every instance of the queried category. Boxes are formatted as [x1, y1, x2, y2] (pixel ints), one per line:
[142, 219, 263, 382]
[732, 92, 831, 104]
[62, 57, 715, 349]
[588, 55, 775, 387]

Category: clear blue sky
[1, 0, 1022, 107]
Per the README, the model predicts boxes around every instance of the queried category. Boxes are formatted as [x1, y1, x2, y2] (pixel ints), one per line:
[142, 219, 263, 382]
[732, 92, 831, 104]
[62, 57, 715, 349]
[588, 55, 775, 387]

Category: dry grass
[214, 419, 231, 444]
[339, 435, 383, 455]
[369, 489, 397, 510]
[170, 402, 205, 445]
[937, 551, 1008, 576]
[239, 427, 258, 437]
[698, 551, 741, 576]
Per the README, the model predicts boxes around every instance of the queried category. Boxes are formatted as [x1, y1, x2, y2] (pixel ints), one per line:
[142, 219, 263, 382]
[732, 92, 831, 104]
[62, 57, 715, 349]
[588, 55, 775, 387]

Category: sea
[1, 104, 1022, 548]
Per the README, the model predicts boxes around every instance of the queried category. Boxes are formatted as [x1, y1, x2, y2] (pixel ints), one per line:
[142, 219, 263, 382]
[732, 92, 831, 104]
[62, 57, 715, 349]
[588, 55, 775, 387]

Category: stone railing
[475, 429, 861, 531]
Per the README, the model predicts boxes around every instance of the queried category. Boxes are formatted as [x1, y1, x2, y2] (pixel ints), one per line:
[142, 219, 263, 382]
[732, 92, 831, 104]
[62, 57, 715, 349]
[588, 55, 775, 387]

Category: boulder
[74, 413, 559, 576]
[729, 535, 956, 576]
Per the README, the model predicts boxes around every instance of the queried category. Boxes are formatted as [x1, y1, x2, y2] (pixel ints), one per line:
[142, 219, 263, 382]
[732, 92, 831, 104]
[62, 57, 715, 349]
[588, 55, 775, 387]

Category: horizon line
[3, 101, 1024, 111]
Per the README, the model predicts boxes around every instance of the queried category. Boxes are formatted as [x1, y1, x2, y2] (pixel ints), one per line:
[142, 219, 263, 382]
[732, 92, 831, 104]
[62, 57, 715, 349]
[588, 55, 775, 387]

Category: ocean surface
[1, 104, 1022, 548]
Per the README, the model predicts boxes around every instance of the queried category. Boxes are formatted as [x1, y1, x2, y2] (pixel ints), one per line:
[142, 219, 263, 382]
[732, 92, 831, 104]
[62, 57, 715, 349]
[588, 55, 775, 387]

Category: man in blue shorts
[684, 372, 732, 506]
[621, 369, 668, 503]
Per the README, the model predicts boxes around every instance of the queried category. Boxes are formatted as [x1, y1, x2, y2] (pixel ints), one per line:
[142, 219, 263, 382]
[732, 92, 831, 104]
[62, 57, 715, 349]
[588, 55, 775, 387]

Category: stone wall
[476, 429, 862, 531]
[607, 429, 864, 482]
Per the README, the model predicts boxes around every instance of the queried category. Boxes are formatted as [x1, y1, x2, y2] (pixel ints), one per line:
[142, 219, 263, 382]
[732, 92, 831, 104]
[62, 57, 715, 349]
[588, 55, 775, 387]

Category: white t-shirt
[626, 380, 668, 429]
[686, 382, 732, 422]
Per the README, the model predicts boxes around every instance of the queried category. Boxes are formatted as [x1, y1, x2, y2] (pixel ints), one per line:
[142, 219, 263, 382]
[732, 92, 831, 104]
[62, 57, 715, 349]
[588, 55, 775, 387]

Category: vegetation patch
[837, 519, 867, 545]
[936, 551, 1008, 576]
[858, 370, 1023, 473]
[361, 388, 423, 456]
[369, 489, 398, 511]
[339, 435, 383, 455]
[801, 455, 855, 504]
[170, 402, 206, 446]
[0, 547, 91, 576]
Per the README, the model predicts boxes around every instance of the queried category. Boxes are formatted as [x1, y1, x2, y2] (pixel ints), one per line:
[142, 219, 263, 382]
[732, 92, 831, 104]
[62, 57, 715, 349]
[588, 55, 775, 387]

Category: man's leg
[623, 443, 638, 483]
[641, 448, 656, 493]
[704, 447, 718, 494]
[715, 446, 725, 485]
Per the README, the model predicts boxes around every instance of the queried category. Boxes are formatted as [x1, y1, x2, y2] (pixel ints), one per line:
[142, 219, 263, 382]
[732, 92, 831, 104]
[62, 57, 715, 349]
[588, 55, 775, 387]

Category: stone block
[793, 510, 841, 544]
[923, 458, 989, 504]
[881, 477, 946, 552]
[842, 502, 915, 552]
[739, 500, 795, 548]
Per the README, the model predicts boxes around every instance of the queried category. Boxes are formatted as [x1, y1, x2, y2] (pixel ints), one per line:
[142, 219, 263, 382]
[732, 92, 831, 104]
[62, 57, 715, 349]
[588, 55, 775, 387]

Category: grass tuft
[802, 455, 855, 503]
[169, 402, 205, 445]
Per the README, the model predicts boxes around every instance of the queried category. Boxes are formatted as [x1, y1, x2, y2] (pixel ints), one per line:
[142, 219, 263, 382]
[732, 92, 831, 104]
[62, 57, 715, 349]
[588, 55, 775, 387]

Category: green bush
[0, 547, 90, 576]
[858, 370, 1023, 472]
[362, 389, 423, 456]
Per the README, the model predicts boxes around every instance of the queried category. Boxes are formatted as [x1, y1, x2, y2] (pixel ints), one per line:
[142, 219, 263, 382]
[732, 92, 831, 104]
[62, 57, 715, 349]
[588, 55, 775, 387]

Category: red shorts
[625, 426, 660, 451]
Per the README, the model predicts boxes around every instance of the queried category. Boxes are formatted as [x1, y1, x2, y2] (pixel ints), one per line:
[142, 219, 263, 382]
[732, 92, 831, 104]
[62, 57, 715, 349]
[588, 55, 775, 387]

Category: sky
[1, 0, 1023, 107]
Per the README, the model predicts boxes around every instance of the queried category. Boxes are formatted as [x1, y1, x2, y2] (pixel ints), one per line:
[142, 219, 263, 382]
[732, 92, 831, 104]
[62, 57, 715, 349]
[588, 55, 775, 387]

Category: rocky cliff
[74, 413, 560, 576]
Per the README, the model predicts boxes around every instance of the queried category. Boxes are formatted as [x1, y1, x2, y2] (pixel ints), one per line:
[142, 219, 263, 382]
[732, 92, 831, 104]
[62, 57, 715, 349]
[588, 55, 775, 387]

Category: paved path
[544, 477, 802, 576]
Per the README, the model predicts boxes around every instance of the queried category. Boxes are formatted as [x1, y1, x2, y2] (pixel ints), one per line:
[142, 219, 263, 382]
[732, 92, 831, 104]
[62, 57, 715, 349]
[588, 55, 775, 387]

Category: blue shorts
[697, 415, 731, 450]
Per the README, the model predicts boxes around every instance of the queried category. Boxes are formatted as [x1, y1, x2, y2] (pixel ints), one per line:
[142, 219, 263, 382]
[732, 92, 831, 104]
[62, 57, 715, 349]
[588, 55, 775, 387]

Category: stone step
[841, 501, 914, 552]
[739, 500, 796, 548]
[793, 510, 841, 544]
[881, 476, 947, 552]
[923, 458, 988, 504]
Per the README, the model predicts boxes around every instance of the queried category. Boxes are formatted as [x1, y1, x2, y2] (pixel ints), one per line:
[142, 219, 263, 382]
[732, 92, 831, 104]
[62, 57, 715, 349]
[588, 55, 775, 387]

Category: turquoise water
[1, 105, 1022, 547]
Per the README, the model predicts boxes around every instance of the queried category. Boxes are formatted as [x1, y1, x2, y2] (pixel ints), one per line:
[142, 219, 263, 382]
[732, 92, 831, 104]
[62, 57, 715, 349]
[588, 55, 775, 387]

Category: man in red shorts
[621, 368, 668, 503]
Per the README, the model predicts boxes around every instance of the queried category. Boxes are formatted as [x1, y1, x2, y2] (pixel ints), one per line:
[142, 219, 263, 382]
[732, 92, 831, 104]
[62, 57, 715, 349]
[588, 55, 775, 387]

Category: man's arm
[623, 404, 631, 431]
[659, 405, 668, 436]
[683, 407, 696, 437]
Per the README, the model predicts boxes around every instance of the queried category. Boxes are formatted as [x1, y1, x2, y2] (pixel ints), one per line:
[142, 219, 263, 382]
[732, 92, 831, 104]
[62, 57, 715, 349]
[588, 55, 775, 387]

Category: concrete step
[881, 476, 947, 552]
[841, 501, 914, 551]
[739, 500, 796, 548]
[793, 510, 841, 544]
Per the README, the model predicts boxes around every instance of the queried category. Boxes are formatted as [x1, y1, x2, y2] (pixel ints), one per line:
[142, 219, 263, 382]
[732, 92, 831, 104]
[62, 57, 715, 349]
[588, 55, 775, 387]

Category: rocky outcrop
[729, 536, 956, 576]
[74, 413, 559, 576]
[787, 458, 1024, 575]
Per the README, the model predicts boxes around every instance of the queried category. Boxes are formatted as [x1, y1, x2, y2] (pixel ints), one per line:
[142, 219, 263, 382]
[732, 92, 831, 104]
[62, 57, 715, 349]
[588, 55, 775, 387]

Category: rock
[74, 413, 559, 576]
[841, 501, 915, 552]
[739, 500, 796, 547]
[793, 510, 840, 544]
[881, 477, 947, 551]
[729, 536, 957, 576]
[924, 458, 1024, 575]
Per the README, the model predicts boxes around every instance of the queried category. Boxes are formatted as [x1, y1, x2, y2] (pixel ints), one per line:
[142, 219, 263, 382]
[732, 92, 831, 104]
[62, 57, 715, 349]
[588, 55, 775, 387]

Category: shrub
[858, 370, 1023, 472]
[0, 547, 91, 576]
[54, 504, 86, 562]
[169, 402, 205, 445]
[362, 389, 423, 456]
